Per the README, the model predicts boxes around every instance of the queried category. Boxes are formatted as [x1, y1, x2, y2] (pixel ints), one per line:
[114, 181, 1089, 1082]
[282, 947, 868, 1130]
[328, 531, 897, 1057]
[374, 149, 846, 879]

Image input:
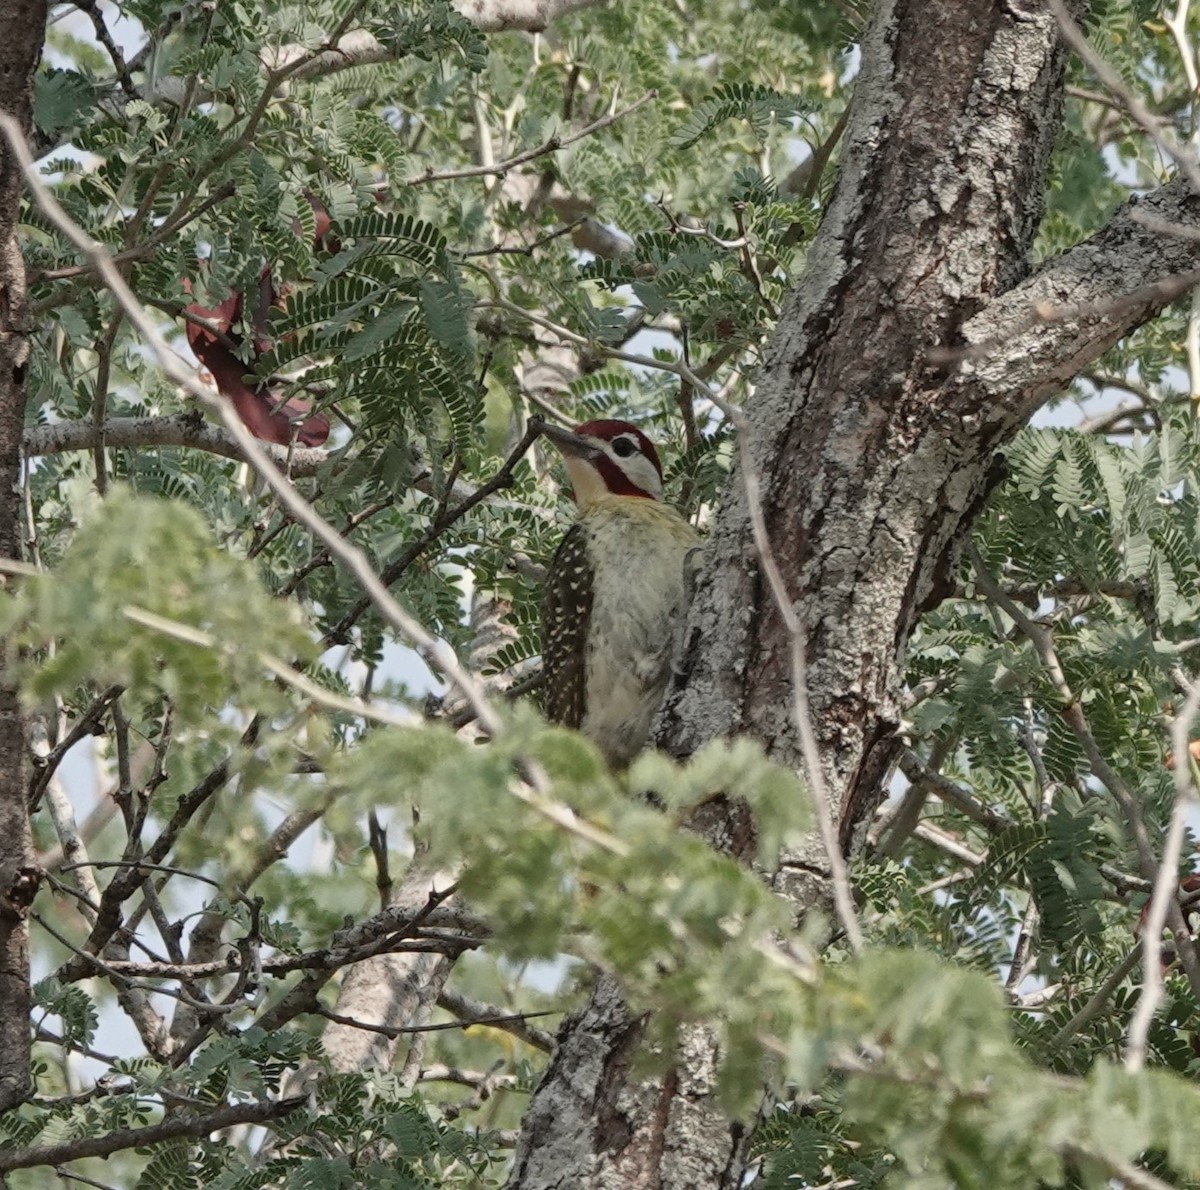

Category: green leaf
[670, 82, 811, 150]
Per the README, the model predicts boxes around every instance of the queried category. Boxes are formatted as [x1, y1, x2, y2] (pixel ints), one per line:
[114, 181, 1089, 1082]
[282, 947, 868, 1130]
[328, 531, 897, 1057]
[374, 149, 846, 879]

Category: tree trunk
[509, 2, 1200, 1184]
[0, 0, 48, 1115]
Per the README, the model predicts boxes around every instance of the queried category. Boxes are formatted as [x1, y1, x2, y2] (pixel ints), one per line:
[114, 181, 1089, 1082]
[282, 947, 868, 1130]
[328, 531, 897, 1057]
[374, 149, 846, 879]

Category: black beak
[532, 417, 602, 460]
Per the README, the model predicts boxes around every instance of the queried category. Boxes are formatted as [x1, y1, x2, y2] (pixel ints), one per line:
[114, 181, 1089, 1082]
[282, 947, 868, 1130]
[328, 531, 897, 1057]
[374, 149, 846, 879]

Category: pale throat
[564, 456, 622, 508]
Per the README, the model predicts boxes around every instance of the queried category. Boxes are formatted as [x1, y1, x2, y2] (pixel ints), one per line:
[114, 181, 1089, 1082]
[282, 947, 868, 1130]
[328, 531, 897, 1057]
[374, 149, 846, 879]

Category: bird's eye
[612, 436, 638, 458]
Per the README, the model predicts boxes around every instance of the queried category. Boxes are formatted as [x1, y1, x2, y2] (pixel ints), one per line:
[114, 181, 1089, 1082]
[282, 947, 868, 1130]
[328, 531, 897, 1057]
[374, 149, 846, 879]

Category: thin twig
[438, 987, 556, 1052]
[32, 724, 101, 923]
[0, 111, 506, 742]
[30, 182, 236, 288]
[73, 0, 138, 99]
[28, 685, 123, 811]
[969, 548, 1156, 871]
[407, 91, 657, 185]
[1071, 1149, 1175, 1190]
[1125, 678, 1200, 1071]
[0, 1096, 305, 1173]
[1166, 0, 1199, 98]
[123, 8, 185, 76]
[912, 822, 985, 867]
[322, 418, 543, 646]
[738, 422, 863, 949]
[314, 1004, 554, 1044]
[1047, 943, 1144, 1050]
[461, 218, 585, 258]
[440, 1058, 514, 1121]
[1048, 0, 1200, 191]
[54, 1166, 120, 1190]
[1005, 701, 1059, 991]
[897, 751, 1014, 835]
[90, 311, 124, 494]
[970, 546, 1200, 1003]
[47, 906, 479, 983]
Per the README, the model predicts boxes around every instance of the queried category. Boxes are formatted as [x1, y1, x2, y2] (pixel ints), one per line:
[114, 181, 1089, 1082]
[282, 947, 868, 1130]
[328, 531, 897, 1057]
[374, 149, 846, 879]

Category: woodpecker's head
[538, 418, 664, 508]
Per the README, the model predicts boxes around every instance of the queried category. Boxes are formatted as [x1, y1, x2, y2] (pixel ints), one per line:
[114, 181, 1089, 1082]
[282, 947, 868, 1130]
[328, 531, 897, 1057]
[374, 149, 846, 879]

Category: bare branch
[439, 1058, 516, 1120]
[438, 987, 556, 1052]
[27, 685, 122, 810]
[1, 112, 516, 744]
[451, 0, 605, 32]
[52, 718, 260, 986]
[316, 1004, 553, 1044]
[1048, 0, 1200, 191]
[897, 752, 1014, 835]
[970, 547, 1200, 1006]
[323, 417, 544, 646]
[407, 91, 657, 186]
[262, 0, 608, 84]
[23, 413, 330, 478]
[71, 0, 137, 99]
[0, 1096, 305, 1173]
[52, 906, 478, 981]
[368, 812, 392, 910]
[1125, 678, 1200, 1070]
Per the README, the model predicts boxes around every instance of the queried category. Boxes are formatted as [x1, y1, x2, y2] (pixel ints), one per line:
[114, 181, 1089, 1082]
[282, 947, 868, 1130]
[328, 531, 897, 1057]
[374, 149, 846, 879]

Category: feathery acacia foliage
[9, 0, 1200, 1187]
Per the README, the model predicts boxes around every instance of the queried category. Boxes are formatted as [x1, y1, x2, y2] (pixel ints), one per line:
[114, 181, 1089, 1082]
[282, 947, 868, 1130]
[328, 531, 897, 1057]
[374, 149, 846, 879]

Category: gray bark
[319, 865, 458, 1076]
[509, 979, 754, 1189]
[0, 0, 48, 1115]
[507, 2, 1200, 1185]
[22, 413, 330, 478]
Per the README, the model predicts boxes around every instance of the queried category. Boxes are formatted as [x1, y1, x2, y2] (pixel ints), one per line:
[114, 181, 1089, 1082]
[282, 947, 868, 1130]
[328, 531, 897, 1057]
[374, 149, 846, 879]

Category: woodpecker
[538, 418, 700, 768]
